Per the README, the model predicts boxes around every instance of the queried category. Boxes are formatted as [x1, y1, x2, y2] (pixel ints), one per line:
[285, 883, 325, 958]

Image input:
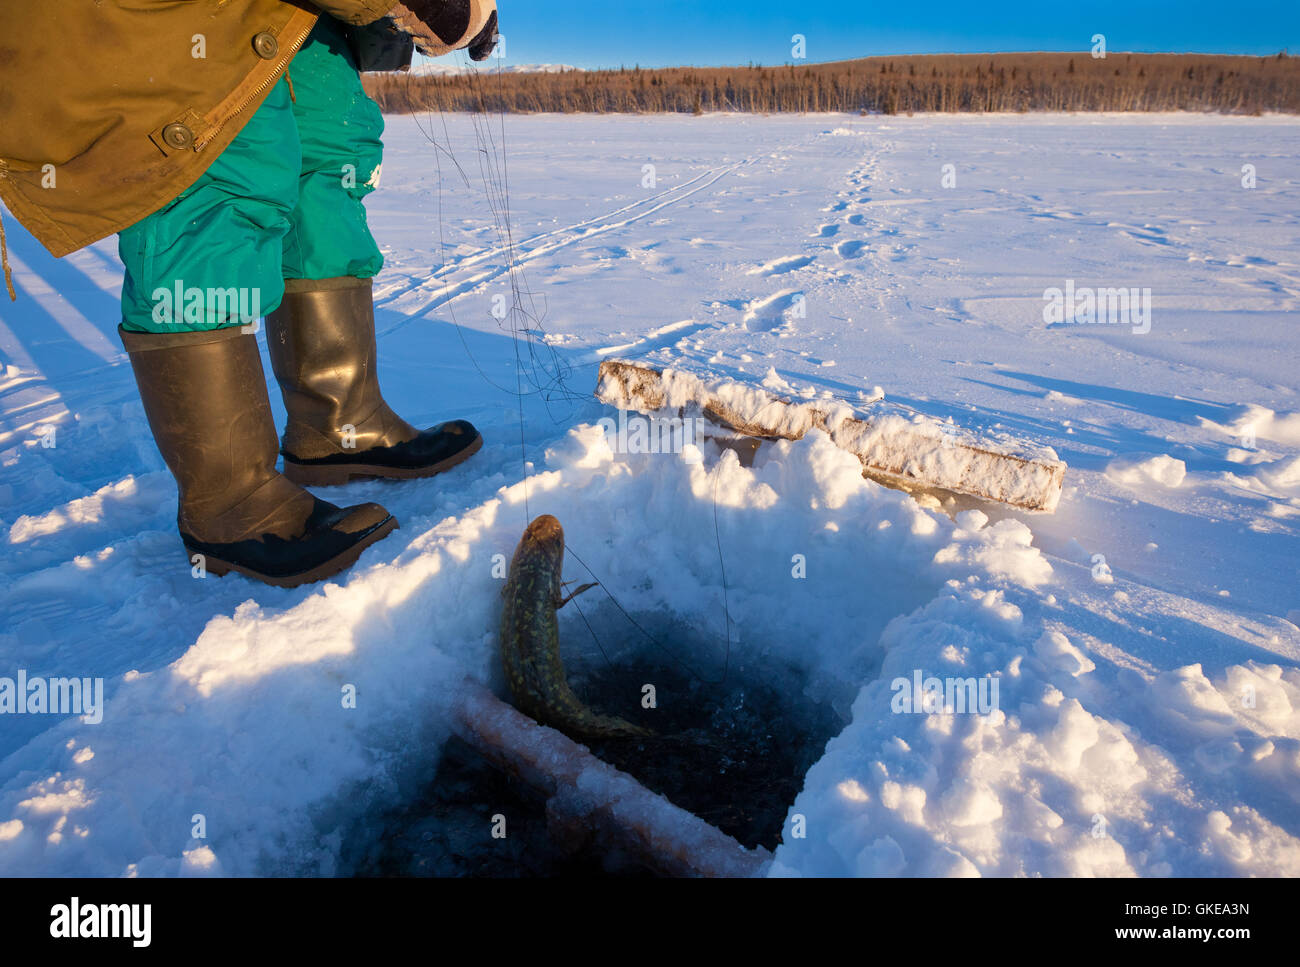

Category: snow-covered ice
[1, 112, 1298, 876]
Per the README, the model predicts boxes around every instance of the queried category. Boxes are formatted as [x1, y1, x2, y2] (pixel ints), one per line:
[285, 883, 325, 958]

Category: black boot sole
[281, 432, 483, 486]
[185, 515, 399, 589]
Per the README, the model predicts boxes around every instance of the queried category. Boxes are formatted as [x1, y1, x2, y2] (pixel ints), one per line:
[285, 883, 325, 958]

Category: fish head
[516, 514, 566, 579]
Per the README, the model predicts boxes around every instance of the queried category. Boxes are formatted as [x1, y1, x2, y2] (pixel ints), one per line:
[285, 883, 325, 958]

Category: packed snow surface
[1, 113, 1298, 876]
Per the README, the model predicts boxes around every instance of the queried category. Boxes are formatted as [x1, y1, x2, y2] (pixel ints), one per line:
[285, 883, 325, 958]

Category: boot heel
[282, 460, 356, 487]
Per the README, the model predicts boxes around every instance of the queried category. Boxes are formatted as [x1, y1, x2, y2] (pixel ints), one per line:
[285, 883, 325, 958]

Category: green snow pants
[118, 16, 384, 333]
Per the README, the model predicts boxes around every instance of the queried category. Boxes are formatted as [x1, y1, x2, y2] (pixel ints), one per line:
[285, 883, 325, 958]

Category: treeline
[363, 52, 1299, 115]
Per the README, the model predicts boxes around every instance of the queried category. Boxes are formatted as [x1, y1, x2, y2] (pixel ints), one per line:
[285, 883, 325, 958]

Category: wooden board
[451, 680, 772, 878]
[595, 359, 1065, 512]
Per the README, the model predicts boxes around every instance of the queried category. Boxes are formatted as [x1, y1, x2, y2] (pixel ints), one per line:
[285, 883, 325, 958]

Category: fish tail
[555, 702, 653, 740]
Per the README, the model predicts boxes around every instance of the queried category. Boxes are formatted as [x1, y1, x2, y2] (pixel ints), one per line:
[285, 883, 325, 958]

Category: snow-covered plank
[451, 680, 771, 878]
[595, 360, 1066, 512]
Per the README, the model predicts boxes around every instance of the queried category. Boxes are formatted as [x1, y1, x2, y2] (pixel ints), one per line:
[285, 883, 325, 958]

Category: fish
[500, 514, 652, 741]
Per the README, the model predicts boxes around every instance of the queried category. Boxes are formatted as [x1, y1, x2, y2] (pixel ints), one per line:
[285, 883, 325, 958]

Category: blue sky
[443, 0, 1300, 69]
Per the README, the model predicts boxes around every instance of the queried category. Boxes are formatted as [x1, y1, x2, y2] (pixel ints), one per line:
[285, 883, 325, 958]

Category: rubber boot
[264, 276, 483, 486]
[120, 324, 398, 587]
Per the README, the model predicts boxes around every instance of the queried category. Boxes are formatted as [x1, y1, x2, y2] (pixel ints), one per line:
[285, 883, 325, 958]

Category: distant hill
[365, 51, 1299, 115]
[405, 62, 581, 76]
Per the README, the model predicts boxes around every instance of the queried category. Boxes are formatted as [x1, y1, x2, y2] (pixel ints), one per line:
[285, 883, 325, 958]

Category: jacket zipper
[194, 21, 314, 151]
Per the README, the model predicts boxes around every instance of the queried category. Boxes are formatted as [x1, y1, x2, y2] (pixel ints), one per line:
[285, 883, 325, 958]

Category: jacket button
[162, 123, 194, 150]
[253, 32, 278, 59]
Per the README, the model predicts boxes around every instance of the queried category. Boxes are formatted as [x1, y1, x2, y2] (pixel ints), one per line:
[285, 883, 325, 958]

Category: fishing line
[562, 393, 801, 688]
[397, 52, 736, 687]
[561, 458, 733, 686]
[399, 70, 585, 408]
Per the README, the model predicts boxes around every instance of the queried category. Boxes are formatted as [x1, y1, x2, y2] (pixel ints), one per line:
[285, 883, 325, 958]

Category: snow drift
[1, 422, 1296, 876]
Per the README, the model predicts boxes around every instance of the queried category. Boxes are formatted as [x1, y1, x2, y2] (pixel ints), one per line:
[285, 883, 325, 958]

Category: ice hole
[337, 429, 964, 876]
[343, 604, 870, 876]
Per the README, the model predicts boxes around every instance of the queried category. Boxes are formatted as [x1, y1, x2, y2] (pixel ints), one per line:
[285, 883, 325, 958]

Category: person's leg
[265, 16, 482, 486]
[118, 80, 301, 332]
[280, 14, 385, 285]
[115, 75, 398, 586]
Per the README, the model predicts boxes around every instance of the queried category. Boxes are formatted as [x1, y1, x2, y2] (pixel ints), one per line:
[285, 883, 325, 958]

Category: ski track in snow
[374, 152, 768, 338]
[1, 112, 1299, 877]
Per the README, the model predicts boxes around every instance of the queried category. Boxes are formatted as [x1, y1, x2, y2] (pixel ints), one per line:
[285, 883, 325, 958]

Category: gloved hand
[467, 9, 498, 61]
[389, 0, 499, 60]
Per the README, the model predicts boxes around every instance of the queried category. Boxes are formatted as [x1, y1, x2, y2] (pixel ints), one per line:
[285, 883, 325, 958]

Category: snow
[406, 61, 580, 76]
[1105, 453, 1187, 489]
[1201, 403, 1300, 448]
[1, 111, 1299, 877]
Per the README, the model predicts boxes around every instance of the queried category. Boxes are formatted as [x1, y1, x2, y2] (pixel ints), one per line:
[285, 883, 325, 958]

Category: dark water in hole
[573, 656, 843, 852]
[344, 734, 629, 877]
[346, 614, 844, 877]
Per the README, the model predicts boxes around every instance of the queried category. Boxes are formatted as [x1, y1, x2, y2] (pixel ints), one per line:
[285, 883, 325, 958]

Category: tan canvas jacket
[0, 1, 418, 263]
